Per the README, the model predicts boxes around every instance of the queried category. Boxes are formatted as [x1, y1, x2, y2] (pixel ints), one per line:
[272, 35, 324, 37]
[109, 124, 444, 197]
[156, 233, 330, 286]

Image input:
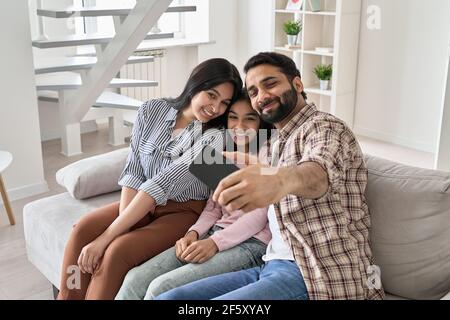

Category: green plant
[283, 20, 302, 35]
[313, 64, 332, 80]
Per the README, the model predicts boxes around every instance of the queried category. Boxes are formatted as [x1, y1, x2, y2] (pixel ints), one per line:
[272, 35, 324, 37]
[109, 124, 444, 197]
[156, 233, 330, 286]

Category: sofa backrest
[365, 155, 450, 300]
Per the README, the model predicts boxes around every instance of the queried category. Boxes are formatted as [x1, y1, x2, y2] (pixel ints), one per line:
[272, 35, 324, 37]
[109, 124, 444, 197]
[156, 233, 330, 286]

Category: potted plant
[283, 20, 302, 46]
[313, 64, 332, 90]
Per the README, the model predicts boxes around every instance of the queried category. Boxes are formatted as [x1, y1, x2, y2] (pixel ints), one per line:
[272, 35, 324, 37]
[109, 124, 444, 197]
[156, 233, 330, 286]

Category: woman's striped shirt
[118, 99, 224, 206]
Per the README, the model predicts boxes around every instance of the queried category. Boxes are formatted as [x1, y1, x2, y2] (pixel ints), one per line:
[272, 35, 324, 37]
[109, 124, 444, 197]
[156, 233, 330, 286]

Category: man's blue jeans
[154, 259, 308, 300]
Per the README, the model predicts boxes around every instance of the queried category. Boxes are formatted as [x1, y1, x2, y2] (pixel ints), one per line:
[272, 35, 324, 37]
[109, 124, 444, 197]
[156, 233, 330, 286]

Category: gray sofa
[23, 149, 450, 300]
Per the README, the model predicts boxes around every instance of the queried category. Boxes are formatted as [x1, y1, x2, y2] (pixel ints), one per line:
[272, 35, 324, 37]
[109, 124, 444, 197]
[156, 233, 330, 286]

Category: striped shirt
[267, 103, 385, 300]
[118, 99, 224, 206]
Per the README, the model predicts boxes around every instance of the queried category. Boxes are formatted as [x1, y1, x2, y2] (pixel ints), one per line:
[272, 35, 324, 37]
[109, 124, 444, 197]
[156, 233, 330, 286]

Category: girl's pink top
[188, 197, 271, 251]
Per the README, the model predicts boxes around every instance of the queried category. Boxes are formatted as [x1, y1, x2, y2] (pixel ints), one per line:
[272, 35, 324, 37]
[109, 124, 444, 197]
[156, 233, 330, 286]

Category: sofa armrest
[56, 148, 129, 200]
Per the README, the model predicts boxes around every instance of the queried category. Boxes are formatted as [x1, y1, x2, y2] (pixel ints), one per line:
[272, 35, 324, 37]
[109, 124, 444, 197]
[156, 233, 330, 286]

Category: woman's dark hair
[225, 88, 274, 153]
[165, 58, 243, 130]
[244, 52, 307, 100]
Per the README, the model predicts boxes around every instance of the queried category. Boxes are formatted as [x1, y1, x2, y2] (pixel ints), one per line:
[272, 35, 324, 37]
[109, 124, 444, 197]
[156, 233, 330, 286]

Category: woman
[57, 58, 242, 300]
[115, 90, 274, 300]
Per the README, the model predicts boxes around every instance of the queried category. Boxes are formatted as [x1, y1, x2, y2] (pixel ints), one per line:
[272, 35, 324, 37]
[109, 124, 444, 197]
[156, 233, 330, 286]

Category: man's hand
[77, 235, 110, 274]
[212, 163, 286, 213]
[180, 238, 219, 264]
[213, 161, 329, 213]
[175, 231, 198, 261]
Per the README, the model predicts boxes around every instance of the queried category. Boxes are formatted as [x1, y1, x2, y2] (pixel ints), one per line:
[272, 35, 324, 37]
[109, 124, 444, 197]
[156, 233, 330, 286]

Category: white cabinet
[271, 0, 361, 127]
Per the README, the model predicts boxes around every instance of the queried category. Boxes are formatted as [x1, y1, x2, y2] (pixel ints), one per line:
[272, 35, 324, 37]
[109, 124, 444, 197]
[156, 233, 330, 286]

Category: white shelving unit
[271, 0, 361, 127]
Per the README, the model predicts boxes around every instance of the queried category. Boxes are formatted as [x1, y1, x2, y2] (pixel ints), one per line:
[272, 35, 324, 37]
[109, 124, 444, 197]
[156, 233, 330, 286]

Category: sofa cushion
[365, 155, 450, 300]
[56, 148, 129, 200]
[23, 191, 121, 288]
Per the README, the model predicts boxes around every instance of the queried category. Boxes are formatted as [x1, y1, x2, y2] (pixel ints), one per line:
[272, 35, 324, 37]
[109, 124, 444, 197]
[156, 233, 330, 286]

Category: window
[75, 0, 184, 37]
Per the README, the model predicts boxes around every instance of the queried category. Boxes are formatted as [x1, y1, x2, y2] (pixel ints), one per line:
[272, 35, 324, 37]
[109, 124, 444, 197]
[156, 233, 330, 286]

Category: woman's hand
[175, 231, 198, 261]
[77, 236, 110, 274]
[180, 238, 219, 264]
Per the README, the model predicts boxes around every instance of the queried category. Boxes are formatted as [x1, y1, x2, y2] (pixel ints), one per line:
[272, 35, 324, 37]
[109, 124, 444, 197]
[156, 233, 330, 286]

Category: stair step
[38, 91, 143, 111]
[94, 92, 142, 110]
[37, 5, 196, 18]
[32, 32, 174, 49]
[35, 72, 157, 90]
[34, 55, 154, 74]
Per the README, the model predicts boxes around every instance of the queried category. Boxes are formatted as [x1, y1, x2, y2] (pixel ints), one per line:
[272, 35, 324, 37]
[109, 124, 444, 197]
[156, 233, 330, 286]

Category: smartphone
[188, 145, 239, 190]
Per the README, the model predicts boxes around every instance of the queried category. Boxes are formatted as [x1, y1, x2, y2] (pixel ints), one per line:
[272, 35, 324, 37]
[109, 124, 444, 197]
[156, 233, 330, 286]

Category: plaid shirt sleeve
[298, 120, 351, 195]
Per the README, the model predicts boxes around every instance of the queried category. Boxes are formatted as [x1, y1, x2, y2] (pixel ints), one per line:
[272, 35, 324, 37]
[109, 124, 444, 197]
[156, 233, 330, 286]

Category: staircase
[32, 0, 196, 156]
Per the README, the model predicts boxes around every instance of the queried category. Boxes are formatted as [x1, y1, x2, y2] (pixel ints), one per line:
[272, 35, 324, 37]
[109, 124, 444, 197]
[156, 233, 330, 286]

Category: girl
[115, 90, 274, 300]
[57, 58, 242, 300]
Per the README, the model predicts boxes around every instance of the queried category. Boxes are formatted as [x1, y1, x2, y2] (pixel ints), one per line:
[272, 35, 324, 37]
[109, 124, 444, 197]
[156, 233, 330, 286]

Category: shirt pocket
[139, 140, 159, 154]
[138, 141, 158, 176]
[165, 140, 191, 161]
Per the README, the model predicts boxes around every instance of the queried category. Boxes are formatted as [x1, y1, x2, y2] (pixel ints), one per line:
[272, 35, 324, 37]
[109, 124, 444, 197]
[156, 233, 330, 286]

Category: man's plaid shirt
[267, 103, 385, 300]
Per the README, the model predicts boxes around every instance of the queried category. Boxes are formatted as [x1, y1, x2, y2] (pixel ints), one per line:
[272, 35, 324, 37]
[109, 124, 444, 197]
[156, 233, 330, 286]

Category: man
[156, 52, 385, 300]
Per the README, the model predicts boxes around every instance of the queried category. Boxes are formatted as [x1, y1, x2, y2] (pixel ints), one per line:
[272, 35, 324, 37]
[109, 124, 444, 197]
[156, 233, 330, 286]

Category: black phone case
[188, 145, 239, 190]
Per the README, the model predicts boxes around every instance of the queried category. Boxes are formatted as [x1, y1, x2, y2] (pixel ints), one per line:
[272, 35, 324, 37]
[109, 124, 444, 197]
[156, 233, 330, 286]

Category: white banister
[35, 0, 48, 40]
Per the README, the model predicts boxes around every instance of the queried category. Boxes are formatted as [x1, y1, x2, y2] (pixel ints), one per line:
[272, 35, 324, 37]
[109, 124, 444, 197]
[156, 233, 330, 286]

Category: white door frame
[434, 41, 450, 172]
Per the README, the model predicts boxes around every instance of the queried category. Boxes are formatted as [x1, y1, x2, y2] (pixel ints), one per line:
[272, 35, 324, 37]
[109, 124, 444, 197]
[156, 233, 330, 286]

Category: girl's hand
[175, 231, 198, 261]
[77, 236, 110, 274]
[180, 238, 219, 264]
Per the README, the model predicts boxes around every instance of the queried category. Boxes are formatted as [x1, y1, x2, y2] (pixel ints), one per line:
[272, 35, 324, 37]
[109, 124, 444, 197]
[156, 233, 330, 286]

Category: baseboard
[354, 126, 435, 153]
[0, 181, 49, 204]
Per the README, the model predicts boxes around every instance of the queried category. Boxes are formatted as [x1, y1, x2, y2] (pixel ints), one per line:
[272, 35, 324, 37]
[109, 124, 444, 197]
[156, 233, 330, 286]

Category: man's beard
[259, 86, 298, 124]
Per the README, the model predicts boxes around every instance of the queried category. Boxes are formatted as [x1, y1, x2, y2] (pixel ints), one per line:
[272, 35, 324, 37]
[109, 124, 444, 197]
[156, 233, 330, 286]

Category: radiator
[120, 49, 166, 101]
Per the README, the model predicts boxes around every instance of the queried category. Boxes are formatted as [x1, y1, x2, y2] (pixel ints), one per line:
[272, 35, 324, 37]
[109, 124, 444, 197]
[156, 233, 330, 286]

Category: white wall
[435, 44, 450, 171]
[354, 0, 450, 153]
[162, 46, 199, 98]
[197, 0, 238, 65]
[236, 0, 273, 73]
[0, 1, 48, 202]
[193, 0, 273, 75]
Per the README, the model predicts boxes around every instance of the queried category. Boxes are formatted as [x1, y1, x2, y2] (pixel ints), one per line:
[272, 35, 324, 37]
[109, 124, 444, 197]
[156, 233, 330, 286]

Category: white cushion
[56, 148, 129, 200]
[23, 191, 121, 288]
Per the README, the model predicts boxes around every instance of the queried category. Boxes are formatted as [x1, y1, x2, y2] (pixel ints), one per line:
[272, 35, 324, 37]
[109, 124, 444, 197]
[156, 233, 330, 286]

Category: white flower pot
[320, 80, 329, 90]
[287, 35, 298, 46]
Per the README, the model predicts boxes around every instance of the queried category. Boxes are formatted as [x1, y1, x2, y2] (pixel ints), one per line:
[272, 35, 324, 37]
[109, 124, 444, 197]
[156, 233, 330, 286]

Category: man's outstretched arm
[212, 161, 329, 213]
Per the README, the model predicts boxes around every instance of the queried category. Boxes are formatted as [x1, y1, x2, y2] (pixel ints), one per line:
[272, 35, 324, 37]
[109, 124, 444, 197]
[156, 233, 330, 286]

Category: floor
[0, 125, 435, 300]
[0, 124, 127, 300]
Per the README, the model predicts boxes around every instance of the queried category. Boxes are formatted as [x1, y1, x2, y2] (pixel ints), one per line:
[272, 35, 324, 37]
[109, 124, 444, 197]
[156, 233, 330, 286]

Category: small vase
[320, 80, 329, 90]
[287, 35, 298, 46]
[308, 0, 321, 12]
